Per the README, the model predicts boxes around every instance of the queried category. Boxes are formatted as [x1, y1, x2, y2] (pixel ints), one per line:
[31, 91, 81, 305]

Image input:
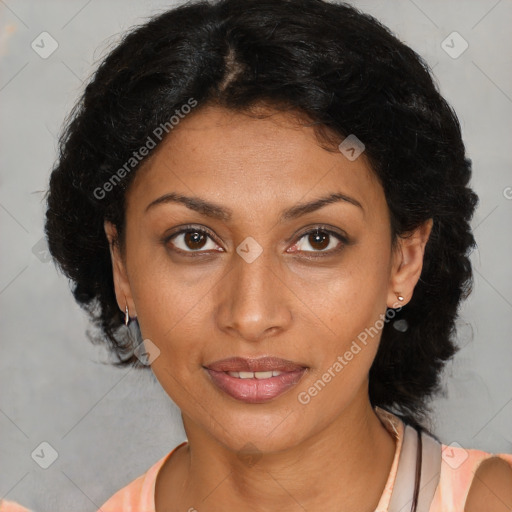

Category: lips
[204, 356, 308, 403]
[205, 356, 306, 373]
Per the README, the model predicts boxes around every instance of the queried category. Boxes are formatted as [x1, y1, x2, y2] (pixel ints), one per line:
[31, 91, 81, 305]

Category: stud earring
[396, 292, 404, 302]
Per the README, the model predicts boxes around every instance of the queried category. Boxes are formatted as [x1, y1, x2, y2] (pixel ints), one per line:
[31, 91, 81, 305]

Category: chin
[210, 411, 305, 455]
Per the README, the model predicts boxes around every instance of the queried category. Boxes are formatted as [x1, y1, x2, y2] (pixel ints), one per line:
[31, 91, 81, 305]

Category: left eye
[289, 229, 345, 254]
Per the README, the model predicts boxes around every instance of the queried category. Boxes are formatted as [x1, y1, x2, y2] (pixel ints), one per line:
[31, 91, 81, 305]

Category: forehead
[125, 104, 385, 222]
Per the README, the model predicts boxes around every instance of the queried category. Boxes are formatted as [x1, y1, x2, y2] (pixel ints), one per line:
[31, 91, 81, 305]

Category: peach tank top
[96, 406, 512, 512]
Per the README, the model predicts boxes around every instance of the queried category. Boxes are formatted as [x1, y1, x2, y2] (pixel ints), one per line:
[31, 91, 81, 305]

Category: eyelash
[162, 224, 348, 258]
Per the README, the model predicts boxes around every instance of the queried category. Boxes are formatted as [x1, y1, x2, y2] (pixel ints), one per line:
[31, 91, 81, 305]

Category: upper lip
[205, 356, 307, 373]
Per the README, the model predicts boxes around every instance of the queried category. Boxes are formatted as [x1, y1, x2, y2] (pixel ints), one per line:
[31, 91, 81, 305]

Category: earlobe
[387, 219, 433, 308]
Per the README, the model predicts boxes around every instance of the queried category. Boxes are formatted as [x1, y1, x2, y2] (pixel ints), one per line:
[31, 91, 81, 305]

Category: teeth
[226, 370, 284, 379]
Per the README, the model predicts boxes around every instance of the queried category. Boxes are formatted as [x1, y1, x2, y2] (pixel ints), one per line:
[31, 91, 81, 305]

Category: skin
[464, 457, 512, 511]
[105, 103, 433, 512]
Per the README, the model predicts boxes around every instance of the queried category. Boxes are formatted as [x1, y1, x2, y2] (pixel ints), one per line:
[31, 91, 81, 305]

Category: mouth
[203, 356, 308, 403]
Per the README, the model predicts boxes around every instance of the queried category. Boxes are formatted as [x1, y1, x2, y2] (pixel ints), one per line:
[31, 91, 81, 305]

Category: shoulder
[98, 443, 187, 512]
[464, 454, 512, 512]
[99, 471, 149, 512]
[430, 443, 512, 512]
[0, 500, 33, 512]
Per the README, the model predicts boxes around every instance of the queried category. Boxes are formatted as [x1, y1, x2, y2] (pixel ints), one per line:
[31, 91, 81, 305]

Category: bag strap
[387, 424, 442, 512]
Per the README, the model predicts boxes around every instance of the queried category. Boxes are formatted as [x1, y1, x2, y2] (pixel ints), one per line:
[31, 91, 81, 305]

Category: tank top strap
[387, 424, 442, 512]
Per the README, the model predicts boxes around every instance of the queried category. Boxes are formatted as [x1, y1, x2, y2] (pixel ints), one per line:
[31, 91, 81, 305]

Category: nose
[215, 244, 293, 343]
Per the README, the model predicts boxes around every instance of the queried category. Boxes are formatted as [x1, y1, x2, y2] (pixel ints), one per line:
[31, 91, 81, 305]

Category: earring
[124, 303, 130, 326]
[395, 292, 404, 302]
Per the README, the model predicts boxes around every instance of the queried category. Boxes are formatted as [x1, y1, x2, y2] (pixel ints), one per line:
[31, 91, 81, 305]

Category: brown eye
[183, 231, 208, 250]
[166, 227, 220, 254]
[308, 231, 330, 251]
[289, 227, 347, 255]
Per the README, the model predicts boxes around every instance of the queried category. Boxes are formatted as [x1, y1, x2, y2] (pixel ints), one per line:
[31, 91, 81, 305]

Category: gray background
[1, 0, 511, 510]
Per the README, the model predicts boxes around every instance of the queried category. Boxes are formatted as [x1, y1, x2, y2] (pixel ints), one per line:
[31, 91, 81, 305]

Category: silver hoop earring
[124, 304, 130, 326]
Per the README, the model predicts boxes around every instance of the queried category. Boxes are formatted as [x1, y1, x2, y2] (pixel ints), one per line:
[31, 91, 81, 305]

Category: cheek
[129, 247, 211, 326]
[313, 249, 391, 333]
[297, 280, 387, 415]
[301, 250, 391, 395]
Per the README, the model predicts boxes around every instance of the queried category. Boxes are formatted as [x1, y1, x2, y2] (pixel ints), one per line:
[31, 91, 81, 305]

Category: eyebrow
[144, 191, 363, 222]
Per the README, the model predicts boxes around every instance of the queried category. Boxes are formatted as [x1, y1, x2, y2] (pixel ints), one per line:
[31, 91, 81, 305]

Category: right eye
[164, 226, 223, 255]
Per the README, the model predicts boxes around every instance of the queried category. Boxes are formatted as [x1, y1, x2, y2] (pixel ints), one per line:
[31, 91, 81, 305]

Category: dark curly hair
[44, 0, 478, 430]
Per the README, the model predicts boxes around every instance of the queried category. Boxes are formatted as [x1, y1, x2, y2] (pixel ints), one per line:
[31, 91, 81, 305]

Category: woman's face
[105, 104, 429, 453]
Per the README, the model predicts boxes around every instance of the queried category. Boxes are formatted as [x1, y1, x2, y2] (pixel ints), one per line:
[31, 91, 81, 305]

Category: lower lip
[205, 368, 307, 403]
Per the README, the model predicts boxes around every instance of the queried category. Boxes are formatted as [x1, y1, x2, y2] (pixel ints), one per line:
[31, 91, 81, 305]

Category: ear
[104, 220, 137, 319]
[386, 218, 433, 308]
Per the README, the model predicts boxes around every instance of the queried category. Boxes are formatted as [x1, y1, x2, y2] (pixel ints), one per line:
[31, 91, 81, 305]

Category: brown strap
[411, 428, 422, 511]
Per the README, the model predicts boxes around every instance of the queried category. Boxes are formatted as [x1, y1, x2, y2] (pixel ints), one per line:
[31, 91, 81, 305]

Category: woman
[43, 0, 512, 510]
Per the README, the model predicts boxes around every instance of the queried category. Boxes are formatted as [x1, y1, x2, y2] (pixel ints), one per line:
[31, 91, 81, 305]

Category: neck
[156, 393, 397, 512]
